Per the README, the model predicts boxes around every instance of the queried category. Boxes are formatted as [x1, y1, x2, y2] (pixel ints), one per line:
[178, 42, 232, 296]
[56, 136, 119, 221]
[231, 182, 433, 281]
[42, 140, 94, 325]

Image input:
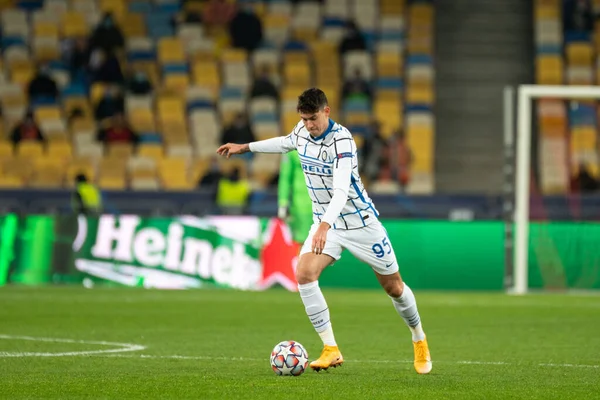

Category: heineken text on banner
[72, 215, 261, 289]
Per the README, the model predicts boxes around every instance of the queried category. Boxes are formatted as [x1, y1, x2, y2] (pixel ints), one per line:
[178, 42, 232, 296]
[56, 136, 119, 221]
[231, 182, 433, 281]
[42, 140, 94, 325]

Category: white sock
[298, 281, 337, 346]
[391, 283, 426, 342]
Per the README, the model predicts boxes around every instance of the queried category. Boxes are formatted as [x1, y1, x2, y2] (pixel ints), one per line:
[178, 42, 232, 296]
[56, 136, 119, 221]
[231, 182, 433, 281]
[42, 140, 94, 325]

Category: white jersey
[250, 119, 379, 230]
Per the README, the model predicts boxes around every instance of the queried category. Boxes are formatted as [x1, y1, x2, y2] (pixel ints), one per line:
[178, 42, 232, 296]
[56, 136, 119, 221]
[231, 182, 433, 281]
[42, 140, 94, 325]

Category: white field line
[0, 334, 146, 357]
[1, 334, 598, 369]
[99, 353, 600, 369]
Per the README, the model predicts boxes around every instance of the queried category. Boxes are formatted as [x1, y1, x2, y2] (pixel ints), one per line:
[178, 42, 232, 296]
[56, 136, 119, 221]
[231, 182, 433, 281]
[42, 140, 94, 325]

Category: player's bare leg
[375, 271, 432, 374]
[296, 252, 344, 372]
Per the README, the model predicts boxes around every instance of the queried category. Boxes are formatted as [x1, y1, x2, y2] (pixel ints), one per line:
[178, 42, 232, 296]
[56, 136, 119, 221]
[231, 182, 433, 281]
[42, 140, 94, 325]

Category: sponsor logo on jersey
[337, 152, 353, 159]
[302, 163, 332, 175]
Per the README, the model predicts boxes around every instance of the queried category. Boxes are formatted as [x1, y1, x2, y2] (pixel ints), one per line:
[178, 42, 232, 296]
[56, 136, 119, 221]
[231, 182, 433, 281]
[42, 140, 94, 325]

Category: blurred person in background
[221, 112, 256, 145]
[250, 65, 279, 100]
[71, 173, 103, 216]
[570, 162, 598, 193]
[338, 21, 366, 56]
[89, 49, 124, 85]
[67, 37, 90, 80]
[228, 3, 263, 52]
[278, 152, 313, 245]
[94, 85, 125, 122]
[341, 67, 371, 103]
[89, 12, 125, 54]
[124, 67, 153, 95]
[202, 0, 236, 34]
[380, 129, 413, 192]
[563, 0, 593, 32]
[361, 121, 387, 182]
[10, 112, 45, 145]
[216, 166, 251, 215]
[27, 64, 59, 101]
[96, 113, 139, 145]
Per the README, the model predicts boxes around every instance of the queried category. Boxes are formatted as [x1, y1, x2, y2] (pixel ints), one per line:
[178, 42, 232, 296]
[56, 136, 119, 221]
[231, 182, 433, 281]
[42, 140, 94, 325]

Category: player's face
[300, 106, 331, 137]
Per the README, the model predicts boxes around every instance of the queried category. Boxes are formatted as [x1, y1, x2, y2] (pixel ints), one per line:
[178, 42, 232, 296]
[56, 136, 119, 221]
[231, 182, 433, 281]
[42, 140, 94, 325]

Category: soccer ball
[270, 340, 309, 376]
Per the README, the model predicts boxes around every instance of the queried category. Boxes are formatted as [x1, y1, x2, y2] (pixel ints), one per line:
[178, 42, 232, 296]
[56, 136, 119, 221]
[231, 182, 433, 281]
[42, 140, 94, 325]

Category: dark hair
[297, 88, 328, 114]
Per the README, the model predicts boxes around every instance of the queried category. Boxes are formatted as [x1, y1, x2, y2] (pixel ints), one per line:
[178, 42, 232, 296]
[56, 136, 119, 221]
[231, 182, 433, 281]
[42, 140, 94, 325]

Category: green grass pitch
[1, 287, 599, 399]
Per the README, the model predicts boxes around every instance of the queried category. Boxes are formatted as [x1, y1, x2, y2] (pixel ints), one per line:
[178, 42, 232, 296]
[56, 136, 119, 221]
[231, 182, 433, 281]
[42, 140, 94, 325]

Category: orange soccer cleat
[413, 337, 432, 374]
[309, 345, 344, 372]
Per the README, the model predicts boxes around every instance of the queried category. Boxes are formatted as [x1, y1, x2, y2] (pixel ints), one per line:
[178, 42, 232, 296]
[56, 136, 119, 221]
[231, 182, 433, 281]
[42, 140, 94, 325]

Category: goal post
[511, 84, 600, 295]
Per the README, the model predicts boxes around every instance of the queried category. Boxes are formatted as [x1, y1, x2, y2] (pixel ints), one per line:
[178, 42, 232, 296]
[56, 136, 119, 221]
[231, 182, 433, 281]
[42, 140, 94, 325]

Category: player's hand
[312, 222, 331, 255]
[216, 143, 249, 158]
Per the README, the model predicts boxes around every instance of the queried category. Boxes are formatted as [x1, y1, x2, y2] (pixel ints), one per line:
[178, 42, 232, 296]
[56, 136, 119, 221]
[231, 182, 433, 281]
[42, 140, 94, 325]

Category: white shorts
[299, 220, 400, 275]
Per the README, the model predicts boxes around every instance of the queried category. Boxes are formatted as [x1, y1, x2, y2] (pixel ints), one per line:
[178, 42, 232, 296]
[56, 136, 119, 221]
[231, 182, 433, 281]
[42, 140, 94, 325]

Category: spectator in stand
[228, 3, 263, 52]
[570, 162, 599, 193]
[199, 156, 222, 188]
[341, 67, 371, 102]
[171, 8, 202, 29]
[250, 65, 279, 100]
[10, 112, 45, 145]
[95, 85, 125, 122]
[96, 113, 139, 145]
[68, 37, 90, 79]
[27, 64, 59, 101]
[362, 121, 386, 181]
[89, 12, 125, 54]
[563, 0, 593, 32]
[380, 129, 413, 192]
[202, 0, 236, 34]
[89, 49, 124, 84]
[221, 112, 256, 145]
[216, 166, 251, 215]
[338, 21, 367, 56]
[124, 67, 153, 95]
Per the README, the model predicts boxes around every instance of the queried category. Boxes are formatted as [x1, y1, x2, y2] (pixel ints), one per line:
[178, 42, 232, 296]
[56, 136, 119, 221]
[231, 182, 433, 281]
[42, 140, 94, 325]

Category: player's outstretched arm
[216, 143, 249, 159]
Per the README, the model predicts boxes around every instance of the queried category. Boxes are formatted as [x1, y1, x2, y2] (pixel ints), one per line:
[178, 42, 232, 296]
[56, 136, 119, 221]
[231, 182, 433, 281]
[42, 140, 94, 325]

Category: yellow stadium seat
[375, 101, 402, 138]
[64, 97, 92, 118]
[61, 12, 87, 37]
[381, 0, 405, 15]
[164, 74, 190, 91]
[47, 141, 73, 158]
[535, 5, 559, 19]
[11, 65, 34, 86]
[0, 141, 13, 158]
[409, 4, 434, 24]
[158, 38, 185, 64]
[98, 175, 127, 190]
[128, 108, 156, 132]
[121, 13, 146, 37]
[377, 53, 402, 77]
[100, 0, 125, 18]
[138, 143, 164, 161]
[34, 106, 62, 122]
[34, 22, 59, 37]
[406, 84, 434, 105]
[0, 175, 24, 188]
[220, 48, 248, 63]
[107, 143, 134, 158]
[284, 63, 312, 86]
[192, 61, 220, 88]
[67, 158, 96, 184]
[566, 43, 593, 66]
[16, 141, 44, 158]
[292, 27, 318, 42]
[2, 157, 34, 181]
[536, 56, 564, 84]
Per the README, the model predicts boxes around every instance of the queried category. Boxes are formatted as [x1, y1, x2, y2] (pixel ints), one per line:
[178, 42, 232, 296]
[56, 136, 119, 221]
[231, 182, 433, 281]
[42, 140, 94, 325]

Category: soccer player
[278, 151, 313, 244]
[216, 88, 432, 374]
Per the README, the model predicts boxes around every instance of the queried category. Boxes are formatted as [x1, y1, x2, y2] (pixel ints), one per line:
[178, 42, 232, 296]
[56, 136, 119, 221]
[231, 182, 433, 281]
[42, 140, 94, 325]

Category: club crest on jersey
[337, 152, 353, 159]
[321, 152, 327, 161]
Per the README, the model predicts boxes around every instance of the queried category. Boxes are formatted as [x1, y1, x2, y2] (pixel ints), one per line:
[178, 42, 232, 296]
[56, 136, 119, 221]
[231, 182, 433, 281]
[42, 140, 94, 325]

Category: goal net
[509, 85, 600, 294]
